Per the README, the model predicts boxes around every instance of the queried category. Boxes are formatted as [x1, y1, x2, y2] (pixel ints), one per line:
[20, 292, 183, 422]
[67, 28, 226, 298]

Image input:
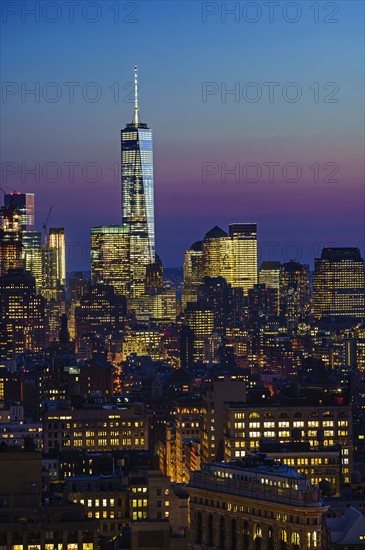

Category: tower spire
[134, 65, 139, 125]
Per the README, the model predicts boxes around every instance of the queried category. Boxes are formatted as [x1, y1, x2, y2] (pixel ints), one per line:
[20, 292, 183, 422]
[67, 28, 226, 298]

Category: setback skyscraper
[121, 66, 155, 297]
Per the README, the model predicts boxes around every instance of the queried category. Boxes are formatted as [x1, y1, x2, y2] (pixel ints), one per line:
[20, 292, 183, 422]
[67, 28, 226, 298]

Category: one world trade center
[121, 66, 155, 297]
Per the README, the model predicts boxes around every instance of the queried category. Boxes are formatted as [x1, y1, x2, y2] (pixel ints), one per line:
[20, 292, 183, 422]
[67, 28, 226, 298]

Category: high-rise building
[4, 193, 42, 290]
[75, 284, 126, 354]
[202, 226, 228, 279]
[259, 261, 281, 289]
[0, 268, 47, 359]
[202, 224, 258, 295]
[4, 192, 35, 230]
[182, 241, 204, 310]
[228, 223, 258, 294]
[91, 225, 130, 296]
[22, 230, 42, 291]
[280, 260, 310, 324]
[259, 260, 281, 315]
[184, 304, 216, 364]
[0, 199, 23, 276]
[49, 227, 66, 290]
[313, 248, 365, 320]
[67, 272, 89, 340]
[121, 66, 155, 297]
[41, 246, 58, 300]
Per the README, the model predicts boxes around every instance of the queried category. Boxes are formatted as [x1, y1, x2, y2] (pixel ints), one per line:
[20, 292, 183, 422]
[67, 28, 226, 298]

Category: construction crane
[43, 206, 52, 246]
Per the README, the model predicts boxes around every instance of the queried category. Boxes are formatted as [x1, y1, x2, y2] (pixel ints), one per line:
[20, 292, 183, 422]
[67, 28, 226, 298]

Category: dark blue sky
[1, 0, 364, 269]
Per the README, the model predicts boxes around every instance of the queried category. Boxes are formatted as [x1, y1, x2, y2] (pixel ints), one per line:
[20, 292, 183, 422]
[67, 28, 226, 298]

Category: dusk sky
[1, 0, 364, 270]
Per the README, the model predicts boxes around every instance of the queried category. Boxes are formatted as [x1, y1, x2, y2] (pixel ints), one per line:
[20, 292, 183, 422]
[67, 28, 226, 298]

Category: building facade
[187, 458, 328, 550]
[313, 248, 365, 320]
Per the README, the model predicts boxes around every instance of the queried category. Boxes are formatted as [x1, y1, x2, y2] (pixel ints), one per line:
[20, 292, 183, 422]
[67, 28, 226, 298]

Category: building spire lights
[133, 64, 139, 126]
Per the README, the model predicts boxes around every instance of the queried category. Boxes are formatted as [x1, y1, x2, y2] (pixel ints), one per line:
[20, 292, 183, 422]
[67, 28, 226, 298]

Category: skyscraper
[0, 198, 23, 276]
[4, 193, 35, 231]
[313, 248, 365, 319]
[280, 260, 310, 324]
[182, 241, 204, 310]
[23, 231, 42, 292]
[259, 261, 281, 315]
[4, 192, 42, 290]
[48, 228, 66, 290]
[121, 66, 155, 297]
[228, 223, 258, 294]
[91, 225, 130, 296]
[202, 223, 258, 295]
[0, 268, 47, 359]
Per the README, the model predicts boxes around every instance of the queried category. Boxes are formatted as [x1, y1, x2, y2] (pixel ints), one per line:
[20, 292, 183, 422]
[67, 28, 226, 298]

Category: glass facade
[91, 225, 130, 296]
[121, 127, 155, 262]
[49, 228, 66, 289]
[4, 193, 35, 231]
[121, 69, 155, 297]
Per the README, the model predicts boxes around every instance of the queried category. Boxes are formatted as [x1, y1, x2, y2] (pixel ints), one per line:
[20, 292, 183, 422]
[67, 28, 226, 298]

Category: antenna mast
[134, 65, 139, 125]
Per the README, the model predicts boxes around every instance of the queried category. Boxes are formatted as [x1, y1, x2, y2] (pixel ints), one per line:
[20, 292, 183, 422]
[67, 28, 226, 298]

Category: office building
[202, 224, 258, 295]
[91, 225, 130, 296]
[23, 230, 42, 291]
[280, 260, 310, 324]
[0, 268, 47, 360]
[223, 401, 353, 484]
[43, 404, 148, 453]
[4, 192, 35, 230]
[313, 248, 365, 319]
[182, 241, 204, 310]
[259, 261, 281, 315]
[121, 66, 155, 297]
[49, 227, 66, 290]
[0, 199, 23, 276]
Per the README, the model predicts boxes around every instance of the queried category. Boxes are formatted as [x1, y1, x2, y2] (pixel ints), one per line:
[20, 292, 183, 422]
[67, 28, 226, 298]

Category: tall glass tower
[121, 66, 155, 297]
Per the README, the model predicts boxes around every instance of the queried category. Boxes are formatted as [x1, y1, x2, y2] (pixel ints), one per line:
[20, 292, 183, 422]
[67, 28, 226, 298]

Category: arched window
[293, 412, 302, 418]
[232, 519, 237, 550]
[268, 527, 274, 550]
[279, 412, 289, 419]
[249, 412, 260, 419]
[264, 412, 274, 419]
[306, 532, 317, 549]
[219, 516, 225, 550]
[254, 524, 262, 550]
[310, 411, 318, 418]
[208, 514, 214, 547]
[291, 531, 300, 550]
[279, 529, 287, 550]
[242, 521, 249, 550]
[196, 511, 202, 544]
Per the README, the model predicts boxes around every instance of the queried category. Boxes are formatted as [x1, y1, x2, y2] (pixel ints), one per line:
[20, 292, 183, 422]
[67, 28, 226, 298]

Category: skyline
[1, 0, 364, 270]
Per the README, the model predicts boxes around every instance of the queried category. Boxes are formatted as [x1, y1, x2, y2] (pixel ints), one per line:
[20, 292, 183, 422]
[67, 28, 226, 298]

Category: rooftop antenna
[134, 65, 139, 126]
